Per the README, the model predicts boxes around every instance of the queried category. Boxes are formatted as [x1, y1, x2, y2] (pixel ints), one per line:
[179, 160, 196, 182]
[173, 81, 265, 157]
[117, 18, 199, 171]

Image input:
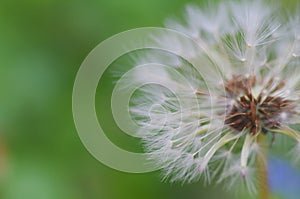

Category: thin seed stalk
[257, 133, 269, 199]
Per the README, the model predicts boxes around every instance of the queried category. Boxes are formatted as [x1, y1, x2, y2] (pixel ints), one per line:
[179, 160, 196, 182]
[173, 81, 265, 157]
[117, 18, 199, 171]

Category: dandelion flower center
[224, 74, 296, 134]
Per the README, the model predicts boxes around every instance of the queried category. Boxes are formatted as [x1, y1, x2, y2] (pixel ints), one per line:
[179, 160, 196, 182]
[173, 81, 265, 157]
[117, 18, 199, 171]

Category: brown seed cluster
[224, 75, 296, 134]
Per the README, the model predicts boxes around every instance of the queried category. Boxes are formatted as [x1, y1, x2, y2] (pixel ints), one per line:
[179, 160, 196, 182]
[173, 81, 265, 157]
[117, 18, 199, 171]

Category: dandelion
[125, 0, 300, 197]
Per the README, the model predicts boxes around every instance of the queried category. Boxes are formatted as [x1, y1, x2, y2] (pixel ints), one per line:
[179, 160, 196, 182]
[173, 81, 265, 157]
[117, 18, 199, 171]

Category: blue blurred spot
[269, 157, 300, 199]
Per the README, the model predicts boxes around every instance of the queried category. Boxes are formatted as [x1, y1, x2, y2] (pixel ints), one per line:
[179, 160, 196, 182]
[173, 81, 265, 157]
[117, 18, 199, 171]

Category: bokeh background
[0, 0, 299, 199]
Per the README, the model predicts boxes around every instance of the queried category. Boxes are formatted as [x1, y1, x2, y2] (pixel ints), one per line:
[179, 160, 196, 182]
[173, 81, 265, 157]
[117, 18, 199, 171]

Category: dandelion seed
[125, 0, 300, 196]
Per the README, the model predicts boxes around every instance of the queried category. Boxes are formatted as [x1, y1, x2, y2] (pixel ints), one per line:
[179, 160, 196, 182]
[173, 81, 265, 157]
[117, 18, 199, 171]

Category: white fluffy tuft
[121, 0, 300, 194]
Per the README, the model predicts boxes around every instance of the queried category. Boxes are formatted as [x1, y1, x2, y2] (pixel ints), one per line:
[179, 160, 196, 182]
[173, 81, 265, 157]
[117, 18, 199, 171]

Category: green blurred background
[0, 0, 297, 199]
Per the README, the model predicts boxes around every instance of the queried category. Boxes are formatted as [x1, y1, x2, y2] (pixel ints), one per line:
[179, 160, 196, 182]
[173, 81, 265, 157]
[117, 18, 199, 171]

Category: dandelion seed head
[124, 0, 300, 194]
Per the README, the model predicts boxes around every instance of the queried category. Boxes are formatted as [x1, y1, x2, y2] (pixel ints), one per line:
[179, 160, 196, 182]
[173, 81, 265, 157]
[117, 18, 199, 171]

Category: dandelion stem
[257, 133, 269, 199]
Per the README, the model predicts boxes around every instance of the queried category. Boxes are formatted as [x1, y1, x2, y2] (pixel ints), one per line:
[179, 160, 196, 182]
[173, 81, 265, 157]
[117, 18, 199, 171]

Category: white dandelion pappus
[123, 0, 300, 194]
